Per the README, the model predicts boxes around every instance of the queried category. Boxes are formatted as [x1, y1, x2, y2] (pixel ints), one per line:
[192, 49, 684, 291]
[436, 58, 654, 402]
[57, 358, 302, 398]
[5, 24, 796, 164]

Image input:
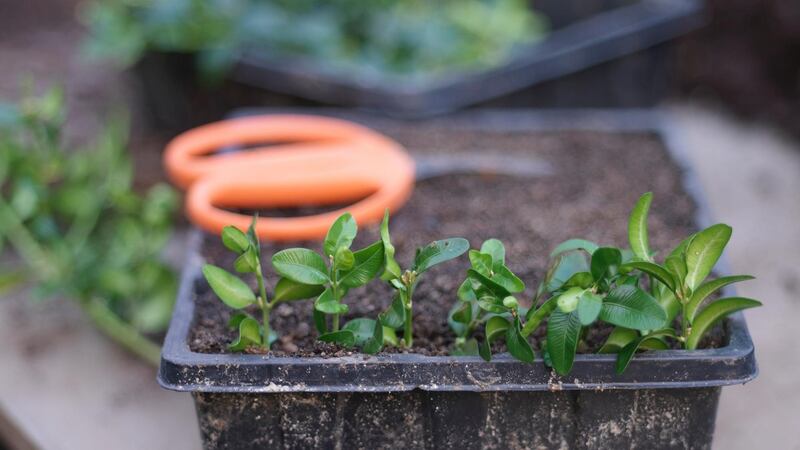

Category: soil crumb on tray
[189, 129, 704, 356]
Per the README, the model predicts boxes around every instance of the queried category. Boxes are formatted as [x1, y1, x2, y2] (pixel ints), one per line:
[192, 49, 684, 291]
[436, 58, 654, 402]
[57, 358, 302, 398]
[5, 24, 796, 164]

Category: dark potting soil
[188, 128, 722, 357]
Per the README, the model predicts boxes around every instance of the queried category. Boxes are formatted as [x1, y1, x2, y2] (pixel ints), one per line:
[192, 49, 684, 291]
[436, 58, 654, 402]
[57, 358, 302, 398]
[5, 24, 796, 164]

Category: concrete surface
[668, 103, 800, 450]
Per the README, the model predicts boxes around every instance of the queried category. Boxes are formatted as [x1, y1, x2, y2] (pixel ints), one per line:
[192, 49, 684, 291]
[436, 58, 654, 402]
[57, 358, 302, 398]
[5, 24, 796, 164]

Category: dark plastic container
[133, 0, 705, 130]
[159, 109, 757, 449]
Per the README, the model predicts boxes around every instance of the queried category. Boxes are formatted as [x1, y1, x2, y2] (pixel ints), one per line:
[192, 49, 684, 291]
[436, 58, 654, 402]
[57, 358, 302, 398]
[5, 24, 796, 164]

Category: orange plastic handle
[163, 115, 415, 241]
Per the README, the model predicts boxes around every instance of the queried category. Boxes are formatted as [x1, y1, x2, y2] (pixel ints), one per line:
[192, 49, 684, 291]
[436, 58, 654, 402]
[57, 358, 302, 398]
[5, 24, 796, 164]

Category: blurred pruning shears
[164, 114, 551, 241]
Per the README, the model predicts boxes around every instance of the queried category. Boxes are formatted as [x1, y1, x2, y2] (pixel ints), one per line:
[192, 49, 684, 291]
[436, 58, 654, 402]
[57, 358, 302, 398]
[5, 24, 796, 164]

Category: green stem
[520, 296, 558, 338]
[402, 286, 415, 347]
[680, 300, 688, 348]
[82, 298, 161, 367]
[0, 197, 58, 279]
[255, 261, 270, 350]
[330, 259, 340, 332]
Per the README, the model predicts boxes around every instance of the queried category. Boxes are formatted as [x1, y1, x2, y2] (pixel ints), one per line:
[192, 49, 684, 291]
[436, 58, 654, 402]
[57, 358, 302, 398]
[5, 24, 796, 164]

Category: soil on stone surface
[189, 127, 719, 357]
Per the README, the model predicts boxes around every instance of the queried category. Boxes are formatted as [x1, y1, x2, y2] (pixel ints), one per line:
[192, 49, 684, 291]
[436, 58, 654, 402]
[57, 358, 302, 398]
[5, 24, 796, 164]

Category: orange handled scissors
[163, 115, 415, 241]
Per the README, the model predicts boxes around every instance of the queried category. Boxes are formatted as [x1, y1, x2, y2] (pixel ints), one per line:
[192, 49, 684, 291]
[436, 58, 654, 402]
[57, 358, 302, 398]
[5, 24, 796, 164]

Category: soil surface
[189, 128, 714, 356]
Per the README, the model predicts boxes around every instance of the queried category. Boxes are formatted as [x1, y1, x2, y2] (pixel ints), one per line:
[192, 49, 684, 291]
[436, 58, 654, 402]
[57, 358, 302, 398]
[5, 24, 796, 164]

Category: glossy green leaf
[549, 238, 599, 258]
[379, 294, 406, 329]
[599, 285, 666, 331]
[334, 246, 354, 270]
[664, 255, 687, 287]
[314, 288, 348, 314]
[477, 296, 508, 314]
[621, 261, 675, 291]
[467, 269, 511, 298]
[556, 287, 583, 313]
[480, 238, 505, 266]
[323, 213, 357, 257]
[547, 310, 582, 375]
[344, 318, 380, 346]
[313, 308, 327, 334]
[485, 316, 511, 343]
[597, 327, 638, 353]
[233, 247, 259, 273]
[491, 265, 525, 294]
[228, 316, 262, 351]
[562, 272, 594, 289]
[319, 330, 355, 347]
[506, 319, 534, 363]
[272, 248, 329, 285]
[273, 277, 325, 302]
[221, 225, 249, 254]
[413, 238, 469, 273]
[616, 328, 677, 373]
[227, 312, 249, 329]
[686, 275, 754, 324]
[457, 279, 477, 302]
[667, 233, 696, 261]
[687, 297, 761, 349]
[382, 327, 398, 347]
[379, 209, 401, 280]
[339, 241, 384, 288]
[468, 250, 493, 276]
[628, 192, 653, 261]
[577, 291, 603, 325]
[685, 224, 732, 290]
[202, 264, 256, 309]
[590, 247, 622, 282]
[543, 251, 590, 293]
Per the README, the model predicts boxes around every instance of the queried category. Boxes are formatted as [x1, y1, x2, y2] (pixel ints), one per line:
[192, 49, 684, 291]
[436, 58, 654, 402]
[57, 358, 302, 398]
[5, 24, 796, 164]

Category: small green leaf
[478, 339, 492, 361]
[335, 246, 355, 270]
[687, 297, 761, 349]
[228, 312, 249, 329]
[597, 327, 638, 353]
[621, 261, 675, 291]
[521, 296, 558, 337]
[343, 318, 380, 346]
[413, 238, 469, 273]
[628, 192, 653, 262]
[273, 277, 325, 302]
[314, 288, 348, 314]
[556, 287, 583, 313]
[382, 327, 398, 346]
[480, 239, 505, 266]
[664, 255, 687, 287]
[485, 316, 510, 342]
[362, 322, 384, 355]
[246, 214, 260, 248]
[457, 279, 477, 302]
[468, 250, 493, 276]
[339, 241, 384, 288]
[506, 319, 534, 363]
[221, 225, 249, 254]
[202, 264, 256, 309]
[380, 294, 406, 329]
[452, 338, 480, 357]
[323, 213, 357, 257]
[577, 291, 602, 325]
[686, 275, 755, 324]
[229, 316, 262, 351]
[562, 272, 594, 289]
[590, 247, 622, 281]
[319, 330, 356, 347]
[685, 224, 732, 290]
[272, 248, 329, 285]
[550, 239, 599, 258]
[491, 265, 525, 294]
[467, 269, 510, 298]
[379, 209, 401, 280]
[477, 296, 508, 314]
[547, 310, 582, 375]
[616, 328, 677, 373]
[599, 285, 666, 331]
[451, 302, 473, 324]
[233, 247, 259, 273]
[313, 309, 327, 334]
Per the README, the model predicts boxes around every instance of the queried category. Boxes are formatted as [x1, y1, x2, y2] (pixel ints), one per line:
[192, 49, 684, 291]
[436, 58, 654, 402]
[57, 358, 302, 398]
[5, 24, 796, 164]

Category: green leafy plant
[454, 193, 760, 376]
[600, 193, 761, 373]
[0, 87, 178, 365]
[202, 216, 324, 351]
[379, 210, 469, 348]
[271, 212, 393, 353]
[81, 0, 548, 81]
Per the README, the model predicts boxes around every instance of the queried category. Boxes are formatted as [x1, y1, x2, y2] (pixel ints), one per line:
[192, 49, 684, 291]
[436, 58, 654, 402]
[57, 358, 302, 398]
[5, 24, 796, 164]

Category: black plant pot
[132, 0, 705, 131]
[159, 109, 757, 449]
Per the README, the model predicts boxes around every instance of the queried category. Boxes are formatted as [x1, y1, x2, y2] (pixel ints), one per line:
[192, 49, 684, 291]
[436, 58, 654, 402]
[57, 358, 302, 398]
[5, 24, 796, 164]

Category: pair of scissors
[163, 115, 416, 241]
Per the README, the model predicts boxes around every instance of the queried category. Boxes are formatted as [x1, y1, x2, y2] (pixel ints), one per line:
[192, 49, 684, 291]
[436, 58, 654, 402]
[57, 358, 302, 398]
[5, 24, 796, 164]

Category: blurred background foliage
[0, 87, 178, 365]
[81, 0, 548, 81]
